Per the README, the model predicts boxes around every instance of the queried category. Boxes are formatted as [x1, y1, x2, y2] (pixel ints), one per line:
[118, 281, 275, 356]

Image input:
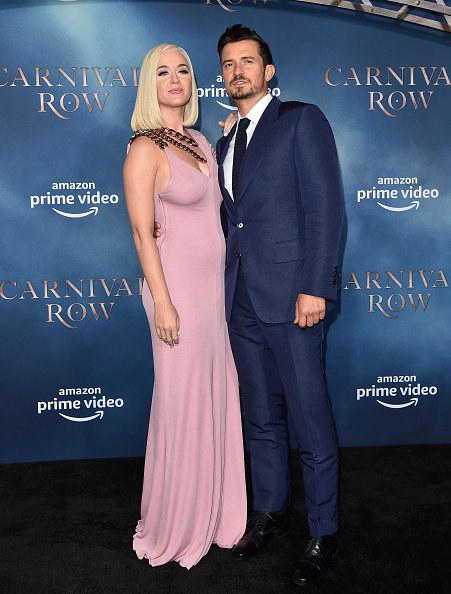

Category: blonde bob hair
[131, 43, 199, 131]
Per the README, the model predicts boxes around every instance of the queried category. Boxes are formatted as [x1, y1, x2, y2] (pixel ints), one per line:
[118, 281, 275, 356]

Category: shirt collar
[238, 93, 273, 126]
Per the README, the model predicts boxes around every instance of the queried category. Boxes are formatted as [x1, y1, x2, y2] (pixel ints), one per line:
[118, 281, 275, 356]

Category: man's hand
[218, 113, 238, 136]
[294, 294, 326, 328]
[153, 221, 161, 239]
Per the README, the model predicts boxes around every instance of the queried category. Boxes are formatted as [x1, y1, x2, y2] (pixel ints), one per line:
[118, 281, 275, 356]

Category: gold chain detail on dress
[129, 127, 207, 163]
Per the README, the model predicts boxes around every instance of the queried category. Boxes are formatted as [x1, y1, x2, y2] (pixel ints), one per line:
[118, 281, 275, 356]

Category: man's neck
[236, 90, 268, 117]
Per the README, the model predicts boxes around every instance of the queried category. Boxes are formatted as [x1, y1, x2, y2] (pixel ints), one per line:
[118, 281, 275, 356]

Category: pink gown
[133, 129, 247, 569]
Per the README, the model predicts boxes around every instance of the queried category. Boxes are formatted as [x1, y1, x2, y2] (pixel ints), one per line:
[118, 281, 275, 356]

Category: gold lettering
[109, 67, 127, 87]
[324, 67, 341, 87]
[132, 67, 139, 87]
[204, 0, 238, 12]
[46, 304, 77, 329]
[99, 278, 117, 297]
[115, 278, 132, 297]
[366, 272, 381, 289]
[433, 270, 449, 288]
[409, 91, 433, 110]
[369, 294, 397, 319]
[0, 280, 17, 299]
[60, 92, 80, 113]
[385, 67, 404, 86]
[19, 281, 38, 300]
[366, 67, 382, 86]
[342, 272, 361, 290]
[434, 66, 451, 85]
[64, 279, 84, 299]
[0, 67, 8, 87]
[82, 92, 108, 112]
[38, 93, 70, 120]
[387, 293, 405, 312]
[11, 67, 30, 87]
[369, 92, 396, 118]
[388, 91, 406, 112]
[407, 293, 431, 312]
[88, 302, 114, 320]
[81, 66, 89, 87]
[344, 67, 361, 86]
[35, 67, 52, 87]
[419, 66, 437, 86]
[385, 271, 403, 289]
[92, 66, 111, 87]
[418, 270, 435, 288]
[56, 66, 77, 87]
[67, 303, 87, 323]
[88, 278, 96, 298]
[43, 280, 61, 299]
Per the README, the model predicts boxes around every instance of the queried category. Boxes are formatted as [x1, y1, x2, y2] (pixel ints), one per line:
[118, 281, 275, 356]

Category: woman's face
[156, 48, 192, 112]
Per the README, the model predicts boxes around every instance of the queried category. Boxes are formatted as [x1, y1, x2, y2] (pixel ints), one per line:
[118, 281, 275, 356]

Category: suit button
[237, 222, 244, 228]
[234, 252, 240, 258]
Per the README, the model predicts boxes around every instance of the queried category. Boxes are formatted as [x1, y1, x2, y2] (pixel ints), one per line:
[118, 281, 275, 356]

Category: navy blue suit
[216, 97, 344, 537]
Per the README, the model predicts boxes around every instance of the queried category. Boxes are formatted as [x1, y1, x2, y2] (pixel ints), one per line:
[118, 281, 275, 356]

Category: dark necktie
[232, 117, 250, 199]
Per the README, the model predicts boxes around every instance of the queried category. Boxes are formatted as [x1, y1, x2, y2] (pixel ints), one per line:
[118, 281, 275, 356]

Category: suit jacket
[216, 97, 344, 323]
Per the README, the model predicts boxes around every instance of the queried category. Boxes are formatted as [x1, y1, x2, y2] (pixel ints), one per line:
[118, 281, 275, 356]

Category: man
[216, 24, 344, 586]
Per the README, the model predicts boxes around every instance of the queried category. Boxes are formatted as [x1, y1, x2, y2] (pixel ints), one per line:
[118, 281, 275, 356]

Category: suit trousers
[228, 264, 339, 537]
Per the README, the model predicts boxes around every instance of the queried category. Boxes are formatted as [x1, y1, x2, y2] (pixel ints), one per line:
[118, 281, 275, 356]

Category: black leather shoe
[292, 535, 338, 585]
[232, 510, 289, 560]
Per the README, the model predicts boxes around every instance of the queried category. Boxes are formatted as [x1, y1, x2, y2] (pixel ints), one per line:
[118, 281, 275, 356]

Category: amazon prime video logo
[356, 176, 440, 212]
[198, 75, 280, 112]
[356, 374, 438, 409]
[37, 386, 124, 422]
[29, 181, 119, 219]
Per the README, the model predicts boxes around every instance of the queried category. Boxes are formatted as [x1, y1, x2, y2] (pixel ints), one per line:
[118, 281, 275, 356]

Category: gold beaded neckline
[129, 127, 207, 163]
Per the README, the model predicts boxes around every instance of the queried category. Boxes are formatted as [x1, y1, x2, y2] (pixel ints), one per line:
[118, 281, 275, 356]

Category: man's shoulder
[277, 100, 320, 118]
[277, 102, 331, 131]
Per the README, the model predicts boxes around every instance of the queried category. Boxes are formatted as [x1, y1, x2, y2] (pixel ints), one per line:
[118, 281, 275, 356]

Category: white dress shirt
[223, 93, 273, 200]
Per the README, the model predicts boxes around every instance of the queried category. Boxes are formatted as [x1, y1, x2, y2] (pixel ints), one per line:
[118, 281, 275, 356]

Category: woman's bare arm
[123, 138, 179, 346]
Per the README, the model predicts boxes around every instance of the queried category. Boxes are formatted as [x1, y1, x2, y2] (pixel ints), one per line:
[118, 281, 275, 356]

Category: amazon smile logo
[29, 181, 119, 219]
[37, 387, 124, 421]
[356, 375, 438, 410]
[356, 176, 440, 212]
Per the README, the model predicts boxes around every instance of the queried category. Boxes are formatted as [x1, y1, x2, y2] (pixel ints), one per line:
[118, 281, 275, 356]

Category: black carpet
[1, 445, 450, 594]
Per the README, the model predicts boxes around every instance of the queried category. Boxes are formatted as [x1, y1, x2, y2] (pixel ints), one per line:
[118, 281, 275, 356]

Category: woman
[123, 44, 246, 569]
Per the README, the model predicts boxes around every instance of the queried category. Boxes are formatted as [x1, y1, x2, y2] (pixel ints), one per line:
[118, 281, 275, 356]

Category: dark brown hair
[217, 24, 273, 67]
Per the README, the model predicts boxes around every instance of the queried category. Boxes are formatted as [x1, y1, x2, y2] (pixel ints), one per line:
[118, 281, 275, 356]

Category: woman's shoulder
[126, 133, 162, 160]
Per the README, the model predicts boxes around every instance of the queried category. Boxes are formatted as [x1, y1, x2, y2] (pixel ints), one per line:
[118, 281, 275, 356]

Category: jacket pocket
[273, 239, 301, 263]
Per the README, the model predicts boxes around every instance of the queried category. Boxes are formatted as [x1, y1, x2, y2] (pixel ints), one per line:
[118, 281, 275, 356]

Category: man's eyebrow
[222, 56, 255, 65]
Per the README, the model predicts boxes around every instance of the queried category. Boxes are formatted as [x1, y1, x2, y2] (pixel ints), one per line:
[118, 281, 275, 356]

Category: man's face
[221, 39, 274, 102]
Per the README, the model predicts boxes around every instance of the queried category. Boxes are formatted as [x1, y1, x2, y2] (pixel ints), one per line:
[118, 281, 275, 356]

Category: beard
[227, 76, 265, 101]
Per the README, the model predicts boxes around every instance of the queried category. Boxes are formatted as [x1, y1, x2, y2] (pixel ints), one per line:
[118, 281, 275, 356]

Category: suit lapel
[217, 123, 236, 204]
[235, 96, 280, 204]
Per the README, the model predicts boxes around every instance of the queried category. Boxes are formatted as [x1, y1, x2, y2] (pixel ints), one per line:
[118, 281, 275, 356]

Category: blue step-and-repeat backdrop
[1, 0, 450, 463]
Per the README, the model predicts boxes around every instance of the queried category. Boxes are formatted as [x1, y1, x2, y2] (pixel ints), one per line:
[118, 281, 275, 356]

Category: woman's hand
[154, 301, 180, 346]
[218, 113, 238, 136]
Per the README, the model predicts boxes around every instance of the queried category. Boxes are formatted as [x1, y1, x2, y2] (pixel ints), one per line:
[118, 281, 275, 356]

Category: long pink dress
[133, 129, 247, 569]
